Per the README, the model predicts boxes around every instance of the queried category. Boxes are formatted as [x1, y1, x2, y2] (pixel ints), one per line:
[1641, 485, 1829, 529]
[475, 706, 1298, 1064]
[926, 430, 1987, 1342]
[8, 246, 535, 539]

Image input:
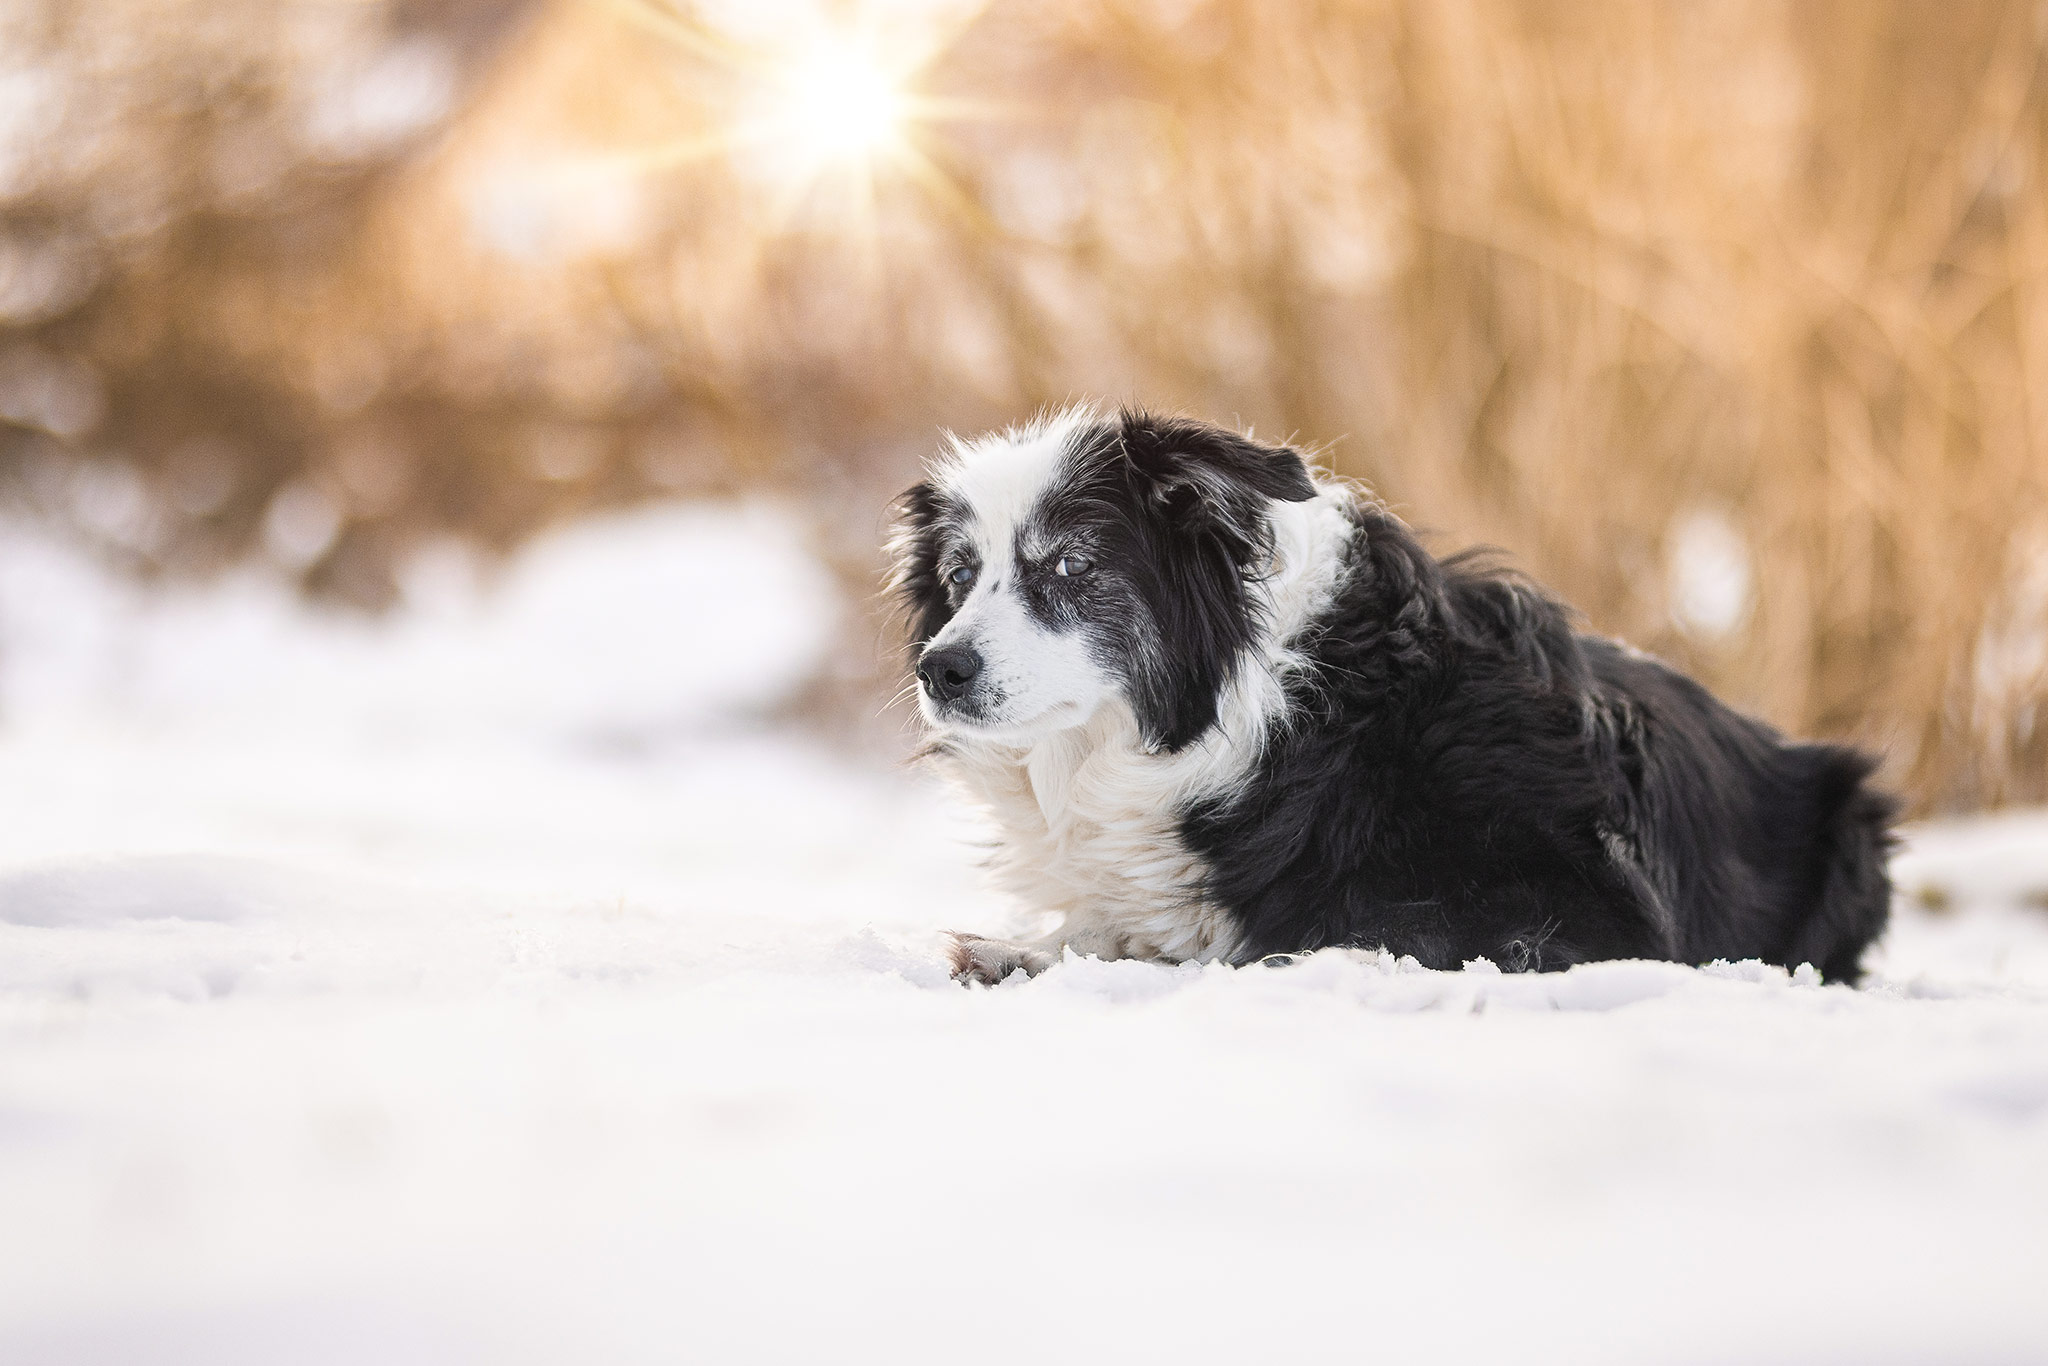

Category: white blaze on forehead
[936, 407, 1098, 565]
[920, 407, 1117, 739]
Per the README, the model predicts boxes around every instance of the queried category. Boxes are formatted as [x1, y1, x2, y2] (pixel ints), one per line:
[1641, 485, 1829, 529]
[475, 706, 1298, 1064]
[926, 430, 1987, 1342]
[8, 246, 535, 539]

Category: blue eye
[948, 565, 976, 587]
[1055, 552, 1094, 577]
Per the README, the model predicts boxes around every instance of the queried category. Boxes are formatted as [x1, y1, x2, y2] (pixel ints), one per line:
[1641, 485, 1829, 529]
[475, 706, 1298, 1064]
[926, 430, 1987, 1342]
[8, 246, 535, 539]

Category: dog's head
[891, 407, 1317, 752]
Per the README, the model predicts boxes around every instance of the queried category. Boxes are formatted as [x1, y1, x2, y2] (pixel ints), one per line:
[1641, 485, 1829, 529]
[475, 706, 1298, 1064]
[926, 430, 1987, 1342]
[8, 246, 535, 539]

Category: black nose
[917, 644, 982, 704]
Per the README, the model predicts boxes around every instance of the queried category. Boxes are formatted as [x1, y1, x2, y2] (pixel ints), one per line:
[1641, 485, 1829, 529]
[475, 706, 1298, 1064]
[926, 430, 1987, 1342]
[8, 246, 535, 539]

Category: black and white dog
[892, 407, 1896, 985]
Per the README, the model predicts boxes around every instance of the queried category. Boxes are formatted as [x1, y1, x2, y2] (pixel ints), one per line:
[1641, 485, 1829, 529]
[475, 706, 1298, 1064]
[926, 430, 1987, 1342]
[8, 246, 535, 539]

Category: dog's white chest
[946, 710, 1245, 963]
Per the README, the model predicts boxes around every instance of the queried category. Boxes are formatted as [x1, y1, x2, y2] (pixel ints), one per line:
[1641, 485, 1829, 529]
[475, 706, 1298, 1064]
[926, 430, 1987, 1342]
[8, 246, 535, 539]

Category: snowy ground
[1, 504, 2045, 1364]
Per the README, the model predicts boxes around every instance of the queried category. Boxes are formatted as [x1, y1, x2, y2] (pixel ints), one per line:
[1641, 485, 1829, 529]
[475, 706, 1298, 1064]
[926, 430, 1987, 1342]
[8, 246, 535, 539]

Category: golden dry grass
[894, 0, 2048, 810]
[3, 0, 2045, 809]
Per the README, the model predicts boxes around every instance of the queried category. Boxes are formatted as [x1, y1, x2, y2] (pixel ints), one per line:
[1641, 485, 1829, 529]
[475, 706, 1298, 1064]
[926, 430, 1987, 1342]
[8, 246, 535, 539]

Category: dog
[891, 406, 1897, 985]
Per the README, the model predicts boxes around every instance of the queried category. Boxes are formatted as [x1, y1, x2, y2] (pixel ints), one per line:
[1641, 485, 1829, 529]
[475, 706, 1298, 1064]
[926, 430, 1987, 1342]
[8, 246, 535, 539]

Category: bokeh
[3, 0, 2045, 810]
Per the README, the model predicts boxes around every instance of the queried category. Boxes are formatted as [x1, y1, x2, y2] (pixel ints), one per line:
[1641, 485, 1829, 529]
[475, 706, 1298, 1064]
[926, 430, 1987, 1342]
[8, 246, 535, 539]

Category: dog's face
[893, 409, 1316, 752]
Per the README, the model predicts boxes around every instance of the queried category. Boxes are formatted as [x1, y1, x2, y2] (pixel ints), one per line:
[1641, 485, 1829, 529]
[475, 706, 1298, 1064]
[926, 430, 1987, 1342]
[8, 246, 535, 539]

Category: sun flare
[772, 38, 911, 171]
[609, 0, 1008, 230]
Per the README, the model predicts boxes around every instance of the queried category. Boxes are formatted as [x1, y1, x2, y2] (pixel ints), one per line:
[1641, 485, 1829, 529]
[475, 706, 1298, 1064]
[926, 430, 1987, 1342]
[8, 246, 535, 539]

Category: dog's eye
[1054, 553, 1093, 578]
[947, 565, 976, 588]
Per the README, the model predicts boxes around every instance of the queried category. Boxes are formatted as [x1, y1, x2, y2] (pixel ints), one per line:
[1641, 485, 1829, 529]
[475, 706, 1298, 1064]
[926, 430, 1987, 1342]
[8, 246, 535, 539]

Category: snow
[1, 503, 2045, 1364]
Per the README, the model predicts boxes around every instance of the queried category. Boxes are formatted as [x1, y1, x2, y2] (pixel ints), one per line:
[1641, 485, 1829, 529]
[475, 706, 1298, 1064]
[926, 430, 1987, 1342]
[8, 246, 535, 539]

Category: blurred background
[3, 0, 2046, 811]
[6, 8, 2048, 1357]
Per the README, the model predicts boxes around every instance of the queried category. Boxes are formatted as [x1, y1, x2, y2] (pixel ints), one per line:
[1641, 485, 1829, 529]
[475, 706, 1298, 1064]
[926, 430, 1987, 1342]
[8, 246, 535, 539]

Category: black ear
[889, 480, 953, 649]
[1108, 413, 1317, 754]
[1118, 410, 1316, 504]
[1117, 411, 1315, 565]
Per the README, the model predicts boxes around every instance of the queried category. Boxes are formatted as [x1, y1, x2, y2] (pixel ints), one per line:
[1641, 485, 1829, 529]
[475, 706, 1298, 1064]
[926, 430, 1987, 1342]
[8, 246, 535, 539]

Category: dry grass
[1347, 0, 2048, 811]
[3, 0, 2045, 809]
[906, 0, 2048, 810]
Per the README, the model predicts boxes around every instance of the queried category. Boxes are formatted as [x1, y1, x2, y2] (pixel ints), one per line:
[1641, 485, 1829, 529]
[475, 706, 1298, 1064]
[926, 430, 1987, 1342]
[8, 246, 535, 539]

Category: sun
[608, 0, 1010, 232]
[772, 37, 911, 171]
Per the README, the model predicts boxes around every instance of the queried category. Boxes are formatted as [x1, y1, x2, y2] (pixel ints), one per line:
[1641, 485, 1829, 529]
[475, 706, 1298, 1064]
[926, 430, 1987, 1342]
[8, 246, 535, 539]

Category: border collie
[891, 407, 1896, 985]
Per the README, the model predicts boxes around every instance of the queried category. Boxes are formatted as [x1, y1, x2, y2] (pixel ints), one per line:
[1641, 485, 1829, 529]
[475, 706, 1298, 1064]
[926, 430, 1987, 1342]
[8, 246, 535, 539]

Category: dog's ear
[1118, 411, 1316, 502]
[1109, 414, 1317, 753]
[1117, 411, 1315, 561]
[888, 479, 953, 648]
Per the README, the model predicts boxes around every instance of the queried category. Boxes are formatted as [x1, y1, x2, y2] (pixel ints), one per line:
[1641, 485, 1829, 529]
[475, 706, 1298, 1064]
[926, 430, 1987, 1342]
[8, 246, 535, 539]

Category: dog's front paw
[946, 932, 1056, 985]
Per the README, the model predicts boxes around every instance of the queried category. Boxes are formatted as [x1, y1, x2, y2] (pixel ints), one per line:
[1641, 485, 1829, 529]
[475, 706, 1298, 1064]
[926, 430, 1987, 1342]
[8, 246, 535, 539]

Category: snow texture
[0, 503, 2044, 1364]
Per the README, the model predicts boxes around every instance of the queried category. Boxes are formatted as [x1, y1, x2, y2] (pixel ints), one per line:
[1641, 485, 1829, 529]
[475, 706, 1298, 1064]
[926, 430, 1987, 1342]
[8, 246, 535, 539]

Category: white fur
[920, 584, 1110, 743]
[918, 409, 1115, 742]
[918, 415, 1359, 980]
[940, 408, 1096, 551]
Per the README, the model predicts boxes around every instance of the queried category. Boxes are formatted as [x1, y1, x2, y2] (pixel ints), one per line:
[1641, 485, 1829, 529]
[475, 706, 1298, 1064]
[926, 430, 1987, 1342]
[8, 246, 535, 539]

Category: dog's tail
[1784, 746, 1899, 984]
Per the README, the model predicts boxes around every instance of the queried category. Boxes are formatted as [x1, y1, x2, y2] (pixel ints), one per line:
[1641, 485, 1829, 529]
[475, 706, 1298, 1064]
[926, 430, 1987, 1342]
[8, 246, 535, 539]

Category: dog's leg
[946, 932, 1059, 984]
[945, 922, 1133, 985]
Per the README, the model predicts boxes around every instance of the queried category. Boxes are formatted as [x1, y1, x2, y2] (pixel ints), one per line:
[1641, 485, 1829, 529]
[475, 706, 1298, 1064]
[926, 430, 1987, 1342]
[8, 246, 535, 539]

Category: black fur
[1077, 413, 1316, 750]
[894, 478, 957, 649]
[1180, 499, 1898, 982]
[897, 410, 1898, 982]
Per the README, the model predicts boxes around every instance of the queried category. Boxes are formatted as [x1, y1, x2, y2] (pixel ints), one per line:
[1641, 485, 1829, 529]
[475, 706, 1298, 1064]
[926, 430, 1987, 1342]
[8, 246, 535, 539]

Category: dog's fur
[892, 406, 1897, 985]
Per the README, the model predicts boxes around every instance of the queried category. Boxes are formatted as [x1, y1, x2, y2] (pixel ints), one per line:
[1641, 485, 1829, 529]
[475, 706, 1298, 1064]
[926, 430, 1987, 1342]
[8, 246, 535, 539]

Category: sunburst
[608, 0, 1013, 236]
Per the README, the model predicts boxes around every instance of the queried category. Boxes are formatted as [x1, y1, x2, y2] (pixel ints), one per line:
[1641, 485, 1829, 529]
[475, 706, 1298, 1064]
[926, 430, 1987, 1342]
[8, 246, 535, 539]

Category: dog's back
[1189, 517, 1897, 982]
